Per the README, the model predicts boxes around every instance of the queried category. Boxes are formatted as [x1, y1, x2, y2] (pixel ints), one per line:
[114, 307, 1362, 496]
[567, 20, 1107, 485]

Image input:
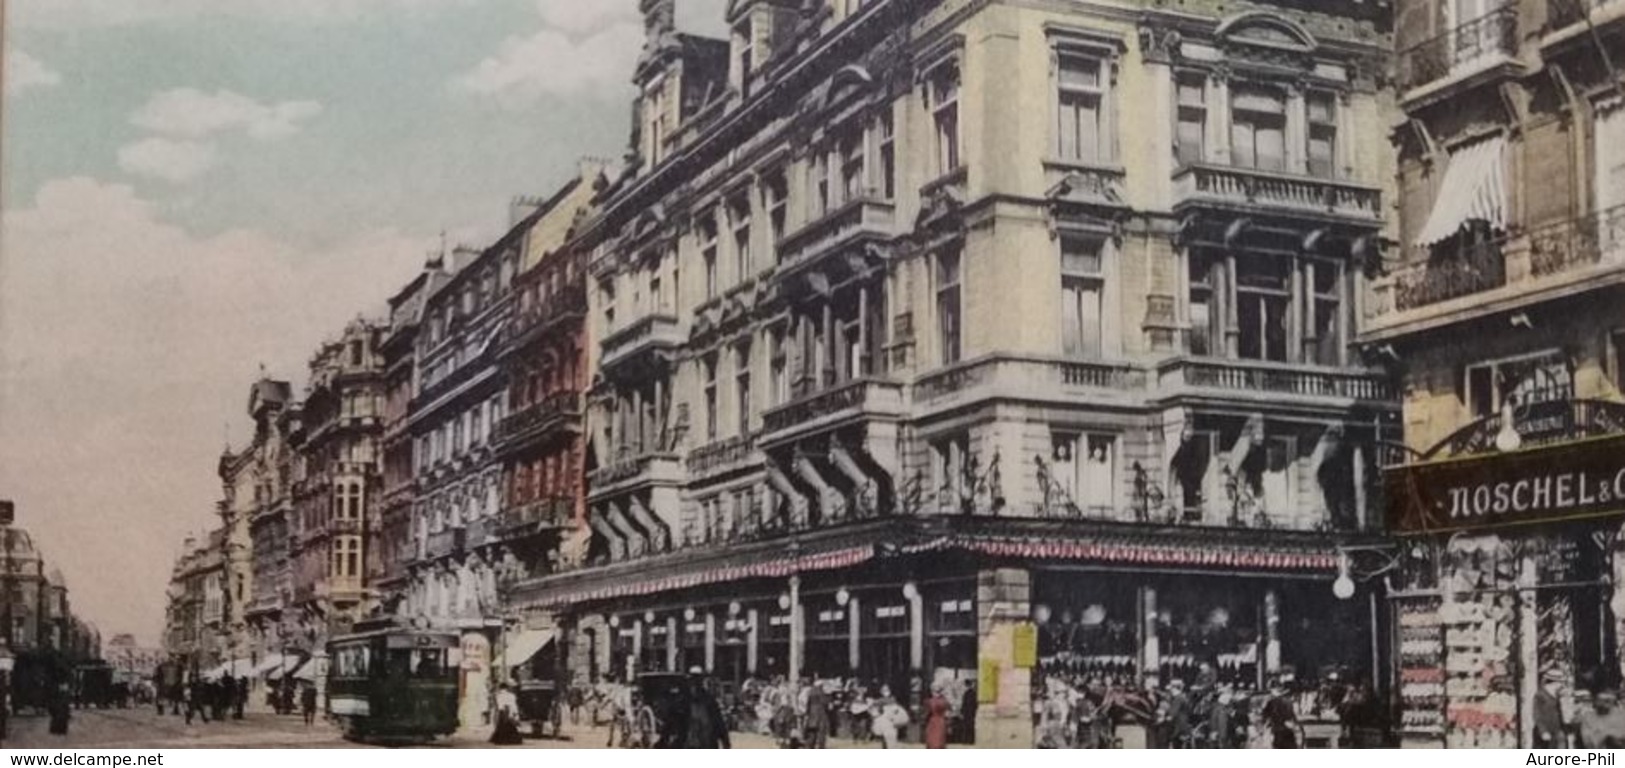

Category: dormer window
[734, 19, 755, 94]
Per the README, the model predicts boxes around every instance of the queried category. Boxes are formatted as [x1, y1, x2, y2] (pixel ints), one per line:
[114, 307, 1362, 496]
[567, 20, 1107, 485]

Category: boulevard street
[1, 711, 895, 750]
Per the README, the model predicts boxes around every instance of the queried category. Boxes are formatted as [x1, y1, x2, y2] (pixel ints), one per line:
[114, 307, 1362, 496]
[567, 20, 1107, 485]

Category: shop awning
[292, 661, 318, 682]
[502, 629, 556, 669]
[251, 654, 291, 677]
[1414, 136, 1507, 247]
[536, 544, 875, 608]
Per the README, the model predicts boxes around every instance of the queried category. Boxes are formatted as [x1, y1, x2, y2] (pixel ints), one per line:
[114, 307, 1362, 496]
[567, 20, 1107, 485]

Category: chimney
[641, 0, 676, 48]
[510, 195, 546, 227]
[451, 244, 482, 272]
[578, 156, 611, 184]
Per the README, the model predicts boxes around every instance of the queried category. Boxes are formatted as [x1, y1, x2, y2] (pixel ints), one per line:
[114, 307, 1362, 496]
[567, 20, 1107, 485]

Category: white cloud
[534, 0, 637, 34]
[5, 50, 63, 95]
[454, 21, 644, 101]
[117, 138, 218, 183]
[132, 89, 323, 141]
[0, 177, 428, 643]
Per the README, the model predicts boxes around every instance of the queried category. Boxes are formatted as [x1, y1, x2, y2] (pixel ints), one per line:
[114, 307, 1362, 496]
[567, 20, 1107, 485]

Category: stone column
[789, 576, 803, 682]
[705, 612, 717, 673]
[907, 584, 924, 672]
[848, 595, 862, 672]
[1286, 86, 1308, 174]
[974, 568, 1034, 748]
[1141, 585, 1160, 683]
[632, 618, 644, 674]
[1264, 588, 1281, 678]
[747, 609, 760, 675]
[666, 616, 679, 672]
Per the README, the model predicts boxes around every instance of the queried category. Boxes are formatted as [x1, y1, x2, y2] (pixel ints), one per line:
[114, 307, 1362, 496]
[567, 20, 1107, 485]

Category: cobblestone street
[2, 709, 903, 749]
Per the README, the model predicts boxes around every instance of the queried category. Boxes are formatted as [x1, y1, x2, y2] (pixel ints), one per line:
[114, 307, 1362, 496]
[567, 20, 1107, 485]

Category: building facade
[162, 530, 228, 673]
[287, 321, 386, 679]
[523, 0, 1397, 747]
[1369, 0, 1625, 748]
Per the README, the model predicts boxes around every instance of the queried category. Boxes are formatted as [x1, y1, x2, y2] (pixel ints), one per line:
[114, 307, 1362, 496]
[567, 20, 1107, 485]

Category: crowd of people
[1032, 666, 1383, 749]
[570, 671, 972, 749]
[152, 674, 319, 727]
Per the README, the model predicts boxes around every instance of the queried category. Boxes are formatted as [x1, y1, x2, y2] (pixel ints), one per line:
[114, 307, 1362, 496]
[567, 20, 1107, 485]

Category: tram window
[414, 649, 445, 678]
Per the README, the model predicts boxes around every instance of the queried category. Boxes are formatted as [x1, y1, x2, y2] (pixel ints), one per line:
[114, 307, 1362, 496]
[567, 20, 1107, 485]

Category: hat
[688, 666, 705, 676]
[1544, 669, 1567, 684]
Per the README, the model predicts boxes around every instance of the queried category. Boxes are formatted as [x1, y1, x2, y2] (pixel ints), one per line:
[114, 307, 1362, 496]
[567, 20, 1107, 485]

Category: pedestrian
[1535, 671, 1569, 749]
[924, 683, 950, 749]
[300, 683, 318, 726]
[684, 670, 730, 749]
[1577, 691, 1625, 748]
[186, 676, 209, 725]
[1262, 679, 1302, 749]
[219, 677, 236, 723]
[802, 679, 830, 749]
[872, 689, 907, 749]
[235, 677, 248, 720]
[490, 684, 523, 745]
[48, 681, 71, 736]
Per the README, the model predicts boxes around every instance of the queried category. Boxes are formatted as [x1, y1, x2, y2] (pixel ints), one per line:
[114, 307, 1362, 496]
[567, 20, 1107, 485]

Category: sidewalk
[538, 719, 925, 749]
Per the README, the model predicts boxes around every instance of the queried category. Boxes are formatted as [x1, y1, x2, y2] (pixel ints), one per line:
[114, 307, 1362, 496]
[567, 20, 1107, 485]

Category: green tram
[326, 624, 459, 743]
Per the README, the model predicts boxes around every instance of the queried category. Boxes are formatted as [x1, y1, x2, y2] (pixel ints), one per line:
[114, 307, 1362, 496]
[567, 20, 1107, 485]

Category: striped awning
[1415, 136, 1508, 247]
[537, 544, 875, 608]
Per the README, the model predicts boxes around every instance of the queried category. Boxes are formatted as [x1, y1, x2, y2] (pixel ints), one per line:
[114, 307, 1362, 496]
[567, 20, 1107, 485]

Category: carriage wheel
[634, 706, 658, 749]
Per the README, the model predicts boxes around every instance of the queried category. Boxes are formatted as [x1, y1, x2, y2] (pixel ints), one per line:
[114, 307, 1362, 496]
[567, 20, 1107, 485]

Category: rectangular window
[1230, 88, 1287, 172]
[1056, 54, 1107, 163]
[1614, 330, 1625, 395]
[1235, 254, 1289, 362]
[839, 126, 865, 204]
[927, 62, 962, 176]
[812, 151, 832, 219]
[936, 248, 963, 365]
[735, 342, 753, 436]
[1306, 258, 1343, 366]
[1060, 236, 1105, 358]
[1176, 74, 1207, 165]
[730, 195, 752, 282]
[1308, 92, 1338, 178]
[1188, 256, 1215, 357]
[735, 20, 754, 92]
[703, 354, 719, 441]
[933, 432, 971, 514]
[877, 110, 896, 199]
[770, 327, 789, 406]
[1051, 432, 1117, 515]
[700, 213, 719, 301]
[1463, 351, 1574, 419]
[764, 171, 789, 246]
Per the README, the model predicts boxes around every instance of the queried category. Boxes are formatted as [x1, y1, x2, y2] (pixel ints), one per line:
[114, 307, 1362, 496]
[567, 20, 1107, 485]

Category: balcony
[760, 378, 905, 445]
[914, 355, 1146, 414]
[501, 497, 574, 534]
[1546, 0, 1625, 47]
[587, 451, 684, 499]
[425, 528, 466, 561]
[495, 390, 584, 449]
[1397, 7, 1521, 106]
[1156, 357, 1395, 406]
[329, 518, 363, 536]
[507, 285, 587, 351]
[1389, 239, 1507, 311]
[599, 313, 682, 374]
[687, 434, 759, 478]
[1171, 164, 1382, 224]
[1366, 206, 1625, 340]
[776, 195, 896, 278]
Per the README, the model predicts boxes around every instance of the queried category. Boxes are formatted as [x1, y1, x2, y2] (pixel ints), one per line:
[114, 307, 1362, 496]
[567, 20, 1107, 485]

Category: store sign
[1387, 434, 1625, 533]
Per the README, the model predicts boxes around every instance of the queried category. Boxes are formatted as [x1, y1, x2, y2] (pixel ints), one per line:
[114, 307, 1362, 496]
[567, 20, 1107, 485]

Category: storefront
[1387, 431, 1625, 748]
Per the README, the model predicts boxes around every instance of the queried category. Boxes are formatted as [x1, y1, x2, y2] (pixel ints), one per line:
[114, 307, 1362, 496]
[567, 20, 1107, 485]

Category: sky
[0, 0, 728, 647]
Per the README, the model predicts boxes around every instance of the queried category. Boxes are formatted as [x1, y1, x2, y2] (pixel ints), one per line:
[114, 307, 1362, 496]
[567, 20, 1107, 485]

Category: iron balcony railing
[1396, 6, 1518, 91]
[1394, 238, 1508, 310]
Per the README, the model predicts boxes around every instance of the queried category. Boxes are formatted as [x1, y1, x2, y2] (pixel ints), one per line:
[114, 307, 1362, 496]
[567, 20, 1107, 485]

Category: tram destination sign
[1387, 434, 1625, 534]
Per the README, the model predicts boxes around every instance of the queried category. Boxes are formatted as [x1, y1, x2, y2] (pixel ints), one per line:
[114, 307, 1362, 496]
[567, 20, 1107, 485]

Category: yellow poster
[978, 657, 1000, 704]
[1013, 622, 1038, 668]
